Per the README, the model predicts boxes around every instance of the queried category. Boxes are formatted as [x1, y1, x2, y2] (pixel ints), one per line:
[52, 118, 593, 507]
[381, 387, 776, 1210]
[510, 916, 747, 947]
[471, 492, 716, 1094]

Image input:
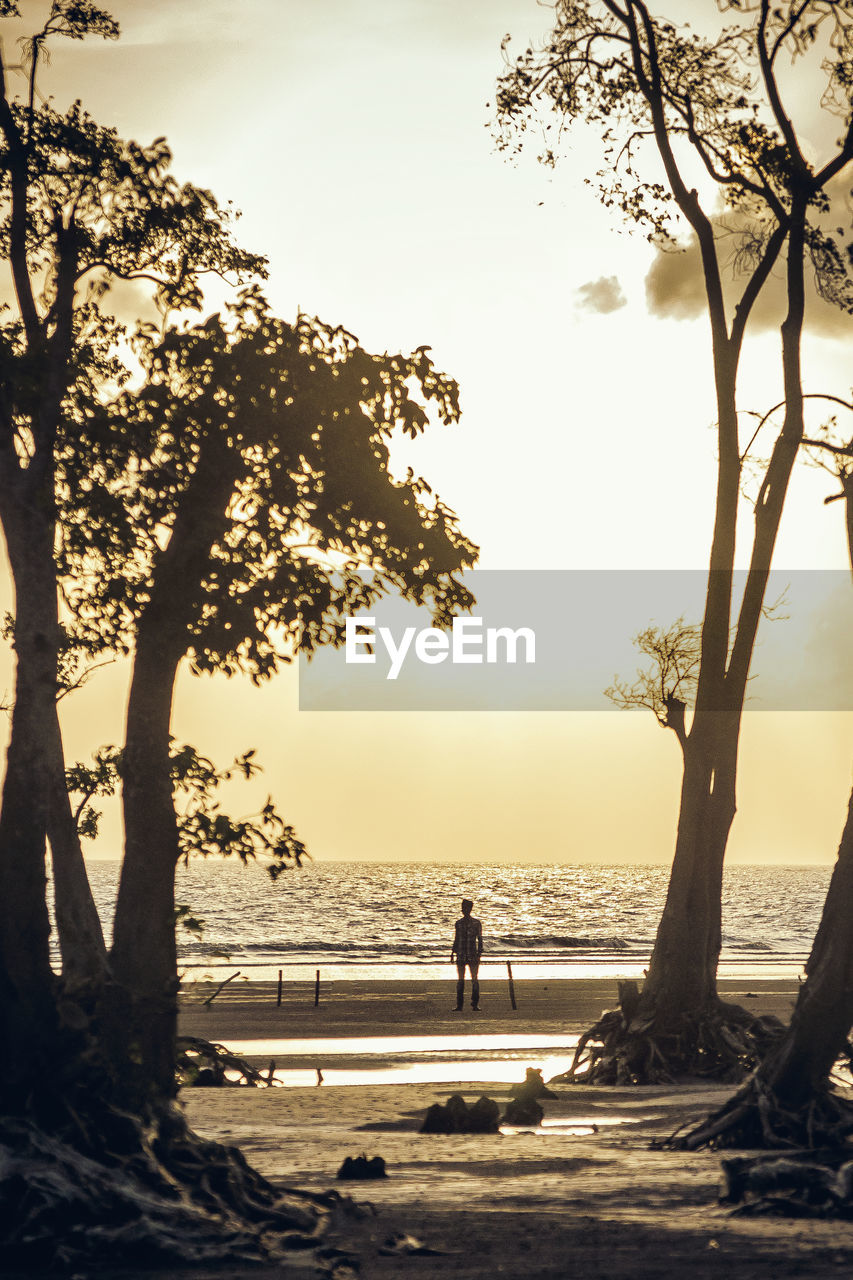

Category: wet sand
[169, 976, 853, 1277]
[183, 1077, 853, 1278]
[179, 976, 801, 1045]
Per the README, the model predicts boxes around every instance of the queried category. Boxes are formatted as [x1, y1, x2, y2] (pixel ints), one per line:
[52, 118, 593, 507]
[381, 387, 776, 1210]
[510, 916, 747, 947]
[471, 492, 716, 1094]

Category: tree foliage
[497, 1, 853, 272]
[67, 741, 308, 873]
[605, 618, 700, 753]
[57, 290, 476, 676]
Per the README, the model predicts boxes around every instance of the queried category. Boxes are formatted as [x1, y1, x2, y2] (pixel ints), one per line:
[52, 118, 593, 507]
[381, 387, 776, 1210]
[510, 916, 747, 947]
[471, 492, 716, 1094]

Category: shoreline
[175, 957, 810, 984]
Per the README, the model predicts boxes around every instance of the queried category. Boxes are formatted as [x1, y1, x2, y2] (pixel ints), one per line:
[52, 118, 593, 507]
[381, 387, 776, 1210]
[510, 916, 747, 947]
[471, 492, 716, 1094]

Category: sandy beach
[178, 976, 803, 1043]
[171, 977, 853, 1278]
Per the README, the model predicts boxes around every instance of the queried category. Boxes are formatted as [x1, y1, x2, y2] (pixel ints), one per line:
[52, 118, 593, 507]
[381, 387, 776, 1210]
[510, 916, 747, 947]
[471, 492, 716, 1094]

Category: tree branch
[612, 0, 729, 347]
[757, 0, 808, 177]
[31, 217, 79, 483]
[676, 93, 778, 211]
[0, 50, 40, 347]
[769, 0, 814, 66]
[803, 436, 853, 458]
[743, 393, 853, 462]
[814, 135, 853, 191]
[730, 219, 789, 355]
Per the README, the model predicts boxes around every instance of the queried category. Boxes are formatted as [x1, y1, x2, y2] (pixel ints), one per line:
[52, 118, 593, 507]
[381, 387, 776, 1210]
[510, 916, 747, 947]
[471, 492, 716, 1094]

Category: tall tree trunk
[0, 486, 109, 1082]
[0, 495, 59, 1098]
[639, 195, 808, 1030]
[0, 470, 108, 997]
[674, 387, 853, 1148]
[757, 790, 853, 1109]
[45, 713, 109, 986]
[0, 97, 107, 1066]
[108, 628, 185, 1112]
[108, 435, 235, 1110]
[731, 462, 853, 1112]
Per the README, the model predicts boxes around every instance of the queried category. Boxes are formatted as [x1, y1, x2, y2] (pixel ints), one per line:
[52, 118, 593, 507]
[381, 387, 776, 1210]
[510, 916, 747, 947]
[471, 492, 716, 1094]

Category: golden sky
[4, 1, 853, 865]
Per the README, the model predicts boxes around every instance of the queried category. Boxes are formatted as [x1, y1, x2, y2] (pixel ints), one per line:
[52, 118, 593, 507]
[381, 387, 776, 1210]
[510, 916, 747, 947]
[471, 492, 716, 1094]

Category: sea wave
[177, 933, 646, 961]
[72, 858, 831, 972]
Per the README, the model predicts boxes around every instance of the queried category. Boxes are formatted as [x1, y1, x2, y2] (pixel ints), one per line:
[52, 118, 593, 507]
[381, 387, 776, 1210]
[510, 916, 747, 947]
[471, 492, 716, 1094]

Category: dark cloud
[644, 240, 705, 320]
[576, 275, 627, 314]
[645, 198, 853, 340]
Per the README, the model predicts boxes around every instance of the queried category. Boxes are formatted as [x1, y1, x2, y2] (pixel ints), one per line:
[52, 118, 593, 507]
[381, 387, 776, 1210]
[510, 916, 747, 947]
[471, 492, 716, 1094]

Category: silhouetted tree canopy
[57, 292, 476, 678]
[67, 741, 307, 873]
[0, 4, 477, 1269]
[605, 618, 701, 754]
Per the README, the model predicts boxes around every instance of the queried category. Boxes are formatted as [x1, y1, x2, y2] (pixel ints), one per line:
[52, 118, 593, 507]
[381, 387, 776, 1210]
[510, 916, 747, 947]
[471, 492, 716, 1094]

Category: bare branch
[757, 0, 808, 177]
[0, 49, 40, 345]
[742, 392, 853, 463]
[730, 220, 789, 355]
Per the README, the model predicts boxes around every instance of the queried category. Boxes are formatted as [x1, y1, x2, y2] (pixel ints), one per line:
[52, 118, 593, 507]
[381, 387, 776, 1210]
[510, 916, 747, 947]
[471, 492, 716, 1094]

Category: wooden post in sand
[277, 969, 283, 1006]
[314, 969, 320, 1007]
[507, 961, 517, 1010]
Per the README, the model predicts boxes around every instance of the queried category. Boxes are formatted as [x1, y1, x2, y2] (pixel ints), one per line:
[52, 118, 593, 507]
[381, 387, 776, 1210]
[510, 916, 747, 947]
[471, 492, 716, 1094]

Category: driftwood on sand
[177, 1034, 280, 1088]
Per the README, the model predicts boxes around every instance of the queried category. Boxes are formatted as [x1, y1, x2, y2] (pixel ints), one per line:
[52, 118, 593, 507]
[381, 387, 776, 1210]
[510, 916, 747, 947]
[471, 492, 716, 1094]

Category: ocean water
[77, 859, 831, 981]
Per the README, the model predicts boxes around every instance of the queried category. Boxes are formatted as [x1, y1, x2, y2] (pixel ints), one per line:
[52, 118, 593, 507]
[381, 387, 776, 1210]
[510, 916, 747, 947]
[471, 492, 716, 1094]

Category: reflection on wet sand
[222, 1031, 580, 1087]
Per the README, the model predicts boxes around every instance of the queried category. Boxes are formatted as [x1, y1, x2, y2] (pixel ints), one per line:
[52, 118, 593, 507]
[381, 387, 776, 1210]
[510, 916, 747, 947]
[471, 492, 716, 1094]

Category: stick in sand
[277, 969, 283, 1006]
[507, 961, 517, 1010]
[203, 970, 241, 1007]
[314, 968, 320, 1007]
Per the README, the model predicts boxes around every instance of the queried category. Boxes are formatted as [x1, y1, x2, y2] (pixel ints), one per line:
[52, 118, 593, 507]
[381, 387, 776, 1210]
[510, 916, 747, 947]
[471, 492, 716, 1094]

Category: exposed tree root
[177, 1034, 280, 1088]
[719, 1147, 853, 1218]
[666, 1072, 853, 1153]
[552, 981, 786, 1086]
[0, 1102, 360, 1274]
[656, 1065, 853, 1219]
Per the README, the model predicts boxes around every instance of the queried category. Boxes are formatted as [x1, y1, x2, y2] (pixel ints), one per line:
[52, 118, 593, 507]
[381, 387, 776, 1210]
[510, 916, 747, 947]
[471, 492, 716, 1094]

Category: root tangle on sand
[667, 1073, 853, 1154]
[553, 981, 786, 1087]
[0, 1103, 358, 1275]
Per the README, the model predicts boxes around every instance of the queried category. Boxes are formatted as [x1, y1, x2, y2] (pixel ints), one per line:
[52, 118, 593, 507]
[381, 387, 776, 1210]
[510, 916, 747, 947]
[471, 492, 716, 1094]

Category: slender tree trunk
[0, 106, 107, 1065]
[746, 464, 853, 1108]
[0, 468, 108, 996]
[45, 714, 109, 986]
[108, 435, 235, 1109]
[0, 462, 108, 1099]
[0, 495, 59, 1096]
[640, 196, 808, 1030]
[108, 628, 185, 1110]
[668, 380, 853, 1150]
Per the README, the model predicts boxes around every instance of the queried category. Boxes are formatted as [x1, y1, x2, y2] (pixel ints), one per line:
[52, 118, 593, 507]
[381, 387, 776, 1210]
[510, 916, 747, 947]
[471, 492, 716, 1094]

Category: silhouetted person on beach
[451, 898, 483, 1011]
